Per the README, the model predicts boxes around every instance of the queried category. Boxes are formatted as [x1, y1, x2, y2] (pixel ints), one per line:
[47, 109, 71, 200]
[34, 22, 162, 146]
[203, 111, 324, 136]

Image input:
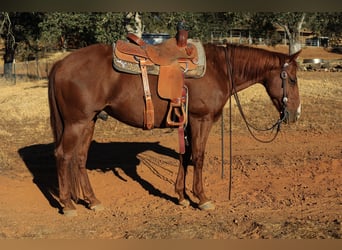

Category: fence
[1, 57, 58, 84]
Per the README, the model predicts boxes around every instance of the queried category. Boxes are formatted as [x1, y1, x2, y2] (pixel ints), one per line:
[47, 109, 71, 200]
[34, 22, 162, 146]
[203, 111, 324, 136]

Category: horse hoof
[90, 203, 105, 212]
[63, 209, 78, 217]
[198, 201, 215, 211]
[178, 199, 190, 207]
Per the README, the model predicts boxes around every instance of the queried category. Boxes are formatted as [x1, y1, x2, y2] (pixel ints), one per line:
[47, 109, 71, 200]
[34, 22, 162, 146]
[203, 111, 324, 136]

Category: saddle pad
[113, 39, 206, 78]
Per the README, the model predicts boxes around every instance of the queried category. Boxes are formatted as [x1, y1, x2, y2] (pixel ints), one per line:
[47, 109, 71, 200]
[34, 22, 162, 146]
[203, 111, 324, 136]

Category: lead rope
[224, 47, 288, 200]
[226, 47, 288, 143]
[224, 48, 234, 200]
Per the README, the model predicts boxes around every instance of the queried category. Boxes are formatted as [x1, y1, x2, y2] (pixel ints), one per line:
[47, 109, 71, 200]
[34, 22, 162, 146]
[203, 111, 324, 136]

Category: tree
[1, 12, 43, 79]
[39, 12, 97, 50]
[138, 12, 245, 42]
[326, 13, 342, 36]
[0, 12, 15, 79]
[140, 13, 201, 38]
[243, 12, 276, 45]
[325, 13, 342, 47]
[92, 13, 126, 44]
[39, 12, 126, 49]
[125, 12, 143, 37]
[241, 12, 306, 54]
[306, 12, 342, 37]
[306, 12, 342, 47]
[273, 12, 306, 55]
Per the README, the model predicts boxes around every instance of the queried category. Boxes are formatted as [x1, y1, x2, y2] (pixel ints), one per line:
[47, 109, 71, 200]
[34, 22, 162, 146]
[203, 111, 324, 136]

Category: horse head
[265, 50, 301, 124]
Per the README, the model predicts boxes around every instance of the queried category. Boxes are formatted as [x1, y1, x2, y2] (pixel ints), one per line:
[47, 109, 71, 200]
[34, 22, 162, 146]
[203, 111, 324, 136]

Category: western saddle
[112, 24, 206, 153]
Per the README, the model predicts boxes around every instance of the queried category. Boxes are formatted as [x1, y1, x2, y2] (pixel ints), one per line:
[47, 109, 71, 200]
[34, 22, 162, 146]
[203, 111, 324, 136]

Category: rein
[223, 46, 290, 200]
[225, 47, 289, 143]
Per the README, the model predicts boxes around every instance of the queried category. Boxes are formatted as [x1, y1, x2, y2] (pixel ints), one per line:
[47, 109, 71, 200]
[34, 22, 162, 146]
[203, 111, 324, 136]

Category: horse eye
[289, 77, 297, 84]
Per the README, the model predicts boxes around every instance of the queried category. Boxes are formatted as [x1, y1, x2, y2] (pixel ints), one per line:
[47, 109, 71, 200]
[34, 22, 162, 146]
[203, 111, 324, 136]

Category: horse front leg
[190, 117, 215, 210]
[175, 128, 192, 207]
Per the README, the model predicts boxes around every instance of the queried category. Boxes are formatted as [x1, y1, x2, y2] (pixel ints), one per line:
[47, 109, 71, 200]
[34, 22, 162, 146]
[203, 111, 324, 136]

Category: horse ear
[289, 50, 301, 62]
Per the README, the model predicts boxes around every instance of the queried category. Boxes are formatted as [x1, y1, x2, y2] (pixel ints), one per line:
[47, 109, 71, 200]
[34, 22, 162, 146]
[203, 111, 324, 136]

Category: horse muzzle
[283, 103, 301, 124]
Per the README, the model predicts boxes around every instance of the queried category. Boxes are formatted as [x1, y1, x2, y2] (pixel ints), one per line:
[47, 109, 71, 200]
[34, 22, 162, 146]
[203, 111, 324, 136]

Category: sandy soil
[0, 46, 341, 239]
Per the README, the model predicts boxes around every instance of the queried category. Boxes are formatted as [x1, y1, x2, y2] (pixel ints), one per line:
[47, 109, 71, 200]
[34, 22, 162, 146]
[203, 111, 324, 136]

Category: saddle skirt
[113, 38, 206, 100]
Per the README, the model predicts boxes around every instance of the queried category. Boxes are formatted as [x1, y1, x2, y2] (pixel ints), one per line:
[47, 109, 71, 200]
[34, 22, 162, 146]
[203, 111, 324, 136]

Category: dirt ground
[0, 46, 341, 239]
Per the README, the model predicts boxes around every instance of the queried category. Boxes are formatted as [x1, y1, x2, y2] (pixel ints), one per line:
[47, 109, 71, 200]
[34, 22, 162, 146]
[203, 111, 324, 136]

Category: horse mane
[224, 43, 293, 80]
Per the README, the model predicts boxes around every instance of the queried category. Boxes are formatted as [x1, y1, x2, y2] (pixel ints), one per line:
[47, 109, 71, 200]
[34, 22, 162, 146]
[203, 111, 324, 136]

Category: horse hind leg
[76, 120, 104, 212]
[55, 121, 102, 216]
[55, 126, 79, 216]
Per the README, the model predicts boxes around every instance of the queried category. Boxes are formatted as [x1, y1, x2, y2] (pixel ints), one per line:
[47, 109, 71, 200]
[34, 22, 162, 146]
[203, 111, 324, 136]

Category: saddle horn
[176, 21, 188, 48]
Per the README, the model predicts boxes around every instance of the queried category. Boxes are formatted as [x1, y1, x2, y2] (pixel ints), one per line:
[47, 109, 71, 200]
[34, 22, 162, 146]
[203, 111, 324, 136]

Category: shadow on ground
[18, 140, 179, 212]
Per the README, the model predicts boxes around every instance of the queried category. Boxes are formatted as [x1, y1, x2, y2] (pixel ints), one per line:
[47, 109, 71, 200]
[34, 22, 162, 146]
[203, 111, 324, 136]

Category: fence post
[13, 59, 16, 84]
[36, 56, 40, 80]
[26, 60, 29, 81]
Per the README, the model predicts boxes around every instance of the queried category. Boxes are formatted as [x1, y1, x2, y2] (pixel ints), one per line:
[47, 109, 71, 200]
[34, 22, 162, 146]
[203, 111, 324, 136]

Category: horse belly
[104, 74, 170, 129]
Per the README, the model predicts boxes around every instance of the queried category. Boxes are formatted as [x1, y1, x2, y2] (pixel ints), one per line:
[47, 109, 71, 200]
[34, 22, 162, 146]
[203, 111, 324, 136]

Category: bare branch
[297, 13, 306, 31]
[0, 12, 10, 34]
[275, 22, 292, 40]
[0, 12, 16, 48]
[125, 12, 143, 37]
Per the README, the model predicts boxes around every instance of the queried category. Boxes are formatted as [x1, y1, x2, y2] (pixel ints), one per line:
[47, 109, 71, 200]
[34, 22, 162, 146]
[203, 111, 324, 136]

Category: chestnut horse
[48, 42, 301, 216]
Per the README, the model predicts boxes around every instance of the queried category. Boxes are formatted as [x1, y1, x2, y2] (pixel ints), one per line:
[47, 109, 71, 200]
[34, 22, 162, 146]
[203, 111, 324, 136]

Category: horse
[48, 42, 301, 216]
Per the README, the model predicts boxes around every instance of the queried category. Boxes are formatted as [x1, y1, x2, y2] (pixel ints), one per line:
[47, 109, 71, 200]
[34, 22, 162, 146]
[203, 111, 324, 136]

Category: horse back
[50, 44, 171, 128]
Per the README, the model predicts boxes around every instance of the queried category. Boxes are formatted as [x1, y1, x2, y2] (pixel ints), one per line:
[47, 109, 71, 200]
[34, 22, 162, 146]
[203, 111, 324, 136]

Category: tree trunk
[3, 40, 16, 80]
[1, 12, 16, 80]
[278, 13, 306, 55]
[125, 12, 143, 37]
[289, 40, 302, 55]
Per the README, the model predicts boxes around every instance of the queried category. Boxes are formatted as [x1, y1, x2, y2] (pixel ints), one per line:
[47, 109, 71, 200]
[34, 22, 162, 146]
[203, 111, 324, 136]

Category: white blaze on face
[296, 103, 302, 120]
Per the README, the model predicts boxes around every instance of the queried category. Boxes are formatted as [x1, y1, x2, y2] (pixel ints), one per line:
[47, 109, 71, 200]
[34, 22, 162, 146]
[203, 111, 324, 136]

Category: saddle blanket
[112, 39, 206, 79]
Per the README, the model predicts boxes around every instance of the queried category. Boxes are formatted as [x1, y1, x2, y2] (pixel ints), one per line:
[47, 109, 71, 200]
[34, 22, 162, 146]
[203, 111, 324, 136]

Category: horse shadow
[18, 140, 182, 212]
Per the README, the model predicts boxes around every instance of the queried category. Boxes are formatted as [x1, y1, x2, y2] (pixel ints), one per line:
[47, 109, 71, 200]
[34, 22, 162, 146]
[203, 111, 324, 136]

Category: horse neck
[231, 73, 262, 93]
[226, 45, 282, 93]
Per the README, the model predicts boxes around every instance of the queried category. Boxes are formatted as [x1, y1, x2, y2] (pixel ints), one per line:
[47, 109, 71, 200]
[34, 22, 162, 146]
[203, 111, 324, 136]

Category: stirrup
[166, 102, 187, 127]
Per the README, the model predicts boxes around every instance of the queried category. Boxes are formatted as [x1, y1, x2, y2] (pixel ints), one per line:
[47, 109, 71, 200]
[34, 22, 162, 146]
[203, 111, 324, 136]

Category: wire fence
[1, 58, 57, 84]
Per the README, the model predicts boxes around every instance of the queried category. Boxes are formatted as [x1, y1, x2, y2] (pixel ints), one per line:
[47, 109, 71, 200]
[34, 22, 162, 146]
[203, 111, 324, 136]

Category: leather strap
[178, 86, 188, 154]
[178, 118, 185, 154]
[140, 59, 154, 129]
[127, 33, 146, 47]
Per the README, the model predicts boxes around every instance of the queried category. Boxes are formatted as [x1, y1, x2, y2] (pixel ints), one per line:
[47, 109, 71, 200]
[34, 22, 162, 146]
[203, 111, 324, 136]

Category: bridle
[225, 47, 290, 143]
[280, 63, 289, 124]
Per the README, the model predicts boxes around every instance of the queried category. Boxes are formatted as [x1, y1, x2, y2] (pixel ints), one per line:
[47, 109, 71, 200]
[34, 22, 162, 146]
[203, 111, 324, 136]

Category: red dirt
[0, 47, 341, 239]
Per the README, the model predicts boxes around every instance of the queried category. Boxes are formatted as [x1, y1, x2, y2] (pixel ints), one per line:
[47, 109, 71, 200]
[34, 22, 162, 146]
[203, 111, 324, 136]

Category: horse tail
[48, 61, 82, 202]
[48, 61, 63, 146]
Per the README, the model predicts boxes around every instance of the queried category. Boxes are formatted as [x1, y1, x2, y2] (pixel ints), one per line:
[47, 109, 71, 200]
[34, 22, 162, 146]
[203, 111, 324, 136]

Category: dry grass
[0, 79, 49, 122]
[0, 79, 50, 142]
[0, 79, 50, 173]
